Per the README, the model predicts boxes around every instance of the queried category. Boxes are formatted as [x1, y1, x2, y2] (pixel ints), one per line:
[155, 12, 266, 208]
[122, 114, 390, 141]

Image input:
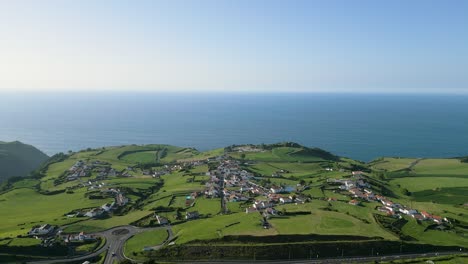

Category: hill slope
[0, 141, 49, 182]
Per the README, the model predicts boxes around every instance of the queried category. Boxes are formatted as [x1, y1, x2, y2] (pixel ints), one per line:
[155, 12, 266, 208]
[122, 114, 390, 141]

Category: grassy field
[124, 229, 168, 257]
[401, 218, 468, 247]
[370, 157, 419, 171]
[412, 159, 468, 176]
[390, 177, 468, 192]
[0, 188, 109, 237]
[63, 210, 153, 233]
[160, 172, 205, 193]
[271, 203, 397, 240]
[2, 143, 468, 259]
[249, 162, 324, 177]
[230, 147, 330, 162]
[172, 212, 276, 244]
[121, 151, 157, 163]
[191, 197, 221, 216]
[178, 148, 225, 162]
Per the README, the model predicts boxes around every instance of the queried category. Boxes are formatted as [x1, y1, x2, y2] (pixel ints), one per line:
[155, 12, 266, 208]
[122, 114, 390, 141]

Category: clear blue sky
[1, 0, 467, 93]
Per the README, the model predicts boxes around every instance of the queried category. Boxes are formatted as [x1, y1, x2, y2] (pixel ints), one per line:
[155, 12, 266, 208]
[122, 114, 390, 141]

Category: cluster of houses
[329, 172, 448, 225]
[233, 146, 264, 153]
[202, 158, 309, 218]
[61, 232, 96, 243]
[246, 192, 308, 216]
[95, 166, 119, 179]
[81, 180, 107, 190]
[82, 190, 128, 218]
[377, 197, 448, 224]
[27, 224, 62, 247]
[28, 224, 56, 237]
[66, 160, 93, 181]
[204, 159, 256, 199]
[66, 160, 119, 181]
[151, 161, 205, 178]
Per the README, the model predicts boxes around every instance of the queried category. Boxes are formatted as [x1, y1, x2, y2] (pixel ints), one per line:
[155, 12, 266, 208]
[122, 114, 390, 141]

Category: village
[23, 154, 452, 253]
[198, 156, 449, 228]
[327, 172, 449, 225]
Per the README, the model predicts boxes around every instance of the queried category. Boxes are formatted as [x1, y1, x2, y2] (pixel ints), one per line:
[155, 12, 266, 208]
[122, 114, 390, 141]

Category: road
[27, 225, 464, 264]
[176, 251, 466, 264]
[27, 225, 173, 264]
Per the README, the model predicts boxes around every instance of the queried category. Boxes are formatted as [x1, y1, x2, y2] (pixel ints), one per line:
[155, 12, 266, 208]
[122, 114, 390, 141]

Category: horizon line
[2, 90, 468, 95]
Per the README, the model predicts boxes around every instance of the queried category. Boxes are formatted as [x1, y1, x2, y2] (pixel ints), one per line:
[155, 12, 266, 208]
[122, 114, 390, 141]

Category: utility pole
[371, 248, 374, 256]
[341, 248, 344, 257]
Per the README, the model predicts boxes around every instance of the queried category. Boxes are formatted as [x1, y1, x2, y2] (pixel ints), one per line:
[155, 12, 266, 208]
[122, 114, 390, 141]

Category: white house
[28, 224, 54, 236]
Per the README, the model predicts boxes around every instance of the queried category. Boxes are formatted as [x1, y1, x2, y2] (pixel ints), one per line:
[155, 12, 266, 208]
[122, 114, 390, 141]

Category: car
[112, 252, 116, 257]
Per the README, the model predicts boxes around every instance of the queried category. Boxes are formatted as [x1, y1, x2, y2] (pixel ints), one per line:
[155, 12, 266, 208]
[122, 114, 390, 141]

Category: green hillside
[228, 142, 339, 162]
[0, 143, 466, 262]
[0, 141, 49, 182]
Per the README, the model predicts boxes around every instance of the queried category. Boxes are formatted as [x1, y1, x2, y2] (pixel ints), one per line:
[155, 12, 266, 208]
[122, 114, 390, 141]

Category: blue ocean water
[1, 92, 468, 161]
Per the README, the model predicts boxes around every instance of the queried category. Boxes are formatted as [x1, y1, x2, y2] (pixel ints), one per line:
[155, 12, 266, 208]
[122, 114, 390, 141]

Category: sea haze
[1, 92, 468, 161]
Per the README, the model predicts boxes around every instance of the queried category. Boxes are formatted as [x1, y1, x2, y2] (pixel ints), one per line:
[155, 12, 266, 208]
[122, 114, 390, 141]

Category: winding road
[27, 225, 464, 264]
[27, 225, 173, 264]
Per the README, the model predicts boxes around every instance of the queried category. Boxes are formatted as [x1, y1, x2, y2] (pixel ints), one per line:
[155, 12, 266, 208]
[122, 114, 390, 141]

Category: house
[63, 232, 96, 243]
[253, 201, 274, 209]
[412, 213, 425, 221]
[432, 215, 443, 224]
[240, 186, 252, 192]
[264, 207, 277, 215]
[115, 193, 129, 206]
[400, 208, 418, 215]
[279, 197, 293, 204]
[28, 224, 54, 236]
[344, 180, 355, 189]
[268, 194, 282, 202]
[185, 199, 194, 207]
[101, 203, 114, 212]
[380, 199, 394, 207]
[186, 211, 200, 220]
[348, 199, 360, 206]
[85, 208, 105, 218]
[155, 215, 169, 225]
[270, 186, 284, 194]
[245, 207, 257, 214]
[421, 211, 432, 219]
[352, 171, 363, 176]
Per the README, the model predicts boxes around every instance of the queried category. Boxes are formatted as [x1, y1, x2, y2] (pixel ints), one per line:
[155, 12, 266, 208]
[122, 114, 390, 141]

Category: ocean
[1, 92, 468, 161]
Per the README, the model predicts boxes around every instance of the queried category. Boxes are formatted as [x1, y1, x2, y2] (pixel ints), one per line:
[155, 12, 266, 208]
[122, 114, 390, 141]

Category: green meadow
[0, 188, 109, 237]
[0, 143, 467, 261]
[124, 229, 168, 258]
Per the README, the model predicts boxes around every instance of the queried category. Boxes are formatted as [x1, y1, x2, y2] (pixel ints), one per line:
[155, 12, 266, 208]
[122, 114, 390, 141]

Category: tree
[240, 153, 246, 160]
[175, 208, 183, 220]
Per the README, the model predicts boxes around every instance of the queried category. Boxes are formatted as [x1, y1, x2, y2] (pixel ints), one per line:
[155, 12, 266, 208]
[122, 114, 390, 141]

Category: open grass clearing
[124, 229, 168, 257]
[390, 177, 468, 193]
[412, 159, 468, 176]
[370, 158, 419, 172]
[0, 188, 109, 237]
[172, 212, 275, 244]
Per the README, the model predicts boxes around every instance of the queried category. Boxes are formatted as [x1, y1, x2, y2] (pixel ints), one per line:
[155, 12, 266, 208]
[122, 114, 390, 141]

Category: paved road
[177, 251, 466, 264]
[27, 225, 172, 264]
[27, 225, 464, 264]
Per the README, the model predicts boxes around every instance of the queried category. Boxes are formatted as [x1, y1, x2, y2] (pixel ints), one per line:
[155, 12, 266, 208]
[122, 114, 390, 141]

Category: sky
[1, 0, 468, 93]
